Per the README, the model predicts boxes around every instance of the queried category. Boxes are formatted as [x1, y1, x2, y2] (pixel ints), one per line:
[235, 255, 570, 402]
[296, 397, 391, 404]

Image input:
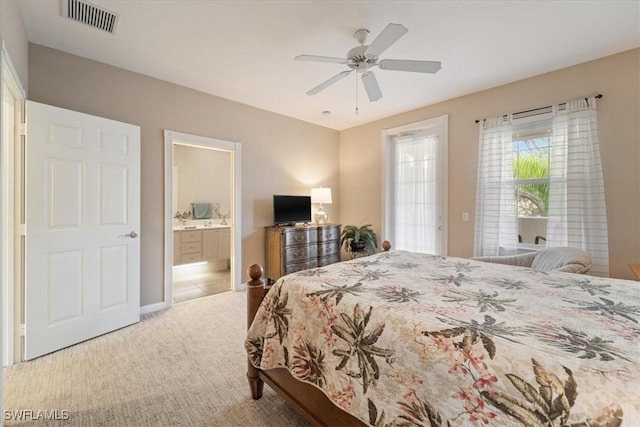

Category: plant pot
[350, 240, 366, 252]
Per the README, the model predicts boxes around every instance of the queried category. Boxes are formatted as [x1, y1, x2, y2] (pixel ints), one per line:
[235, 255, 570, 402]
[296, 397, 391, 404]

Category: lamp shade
[311, 187, 332, 204]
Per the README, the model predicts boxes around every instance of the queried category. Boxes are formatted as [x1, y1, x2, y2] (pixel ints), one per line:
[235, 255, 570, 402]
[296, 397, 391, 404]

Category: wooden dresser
[265, 224, 341, 283]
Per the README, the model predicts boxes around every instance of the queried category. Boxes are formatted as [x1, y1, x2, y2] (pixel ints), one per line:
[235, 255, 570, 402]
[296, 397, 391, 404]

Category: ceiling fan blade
[379, 59, 442, 74]
[365, 23, 408, 57]
[295, 55, 349, 64]
[306, 70, 353, 95]
[361, 71, 382, 102]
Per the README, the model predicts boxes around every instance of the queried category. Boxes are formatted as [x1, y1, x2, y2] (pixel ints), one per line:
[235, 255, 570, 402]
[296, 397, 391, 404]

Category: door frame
[162, 130, 242, 310]
[1, 42, 26, 367]
[381, 115, 449, 255]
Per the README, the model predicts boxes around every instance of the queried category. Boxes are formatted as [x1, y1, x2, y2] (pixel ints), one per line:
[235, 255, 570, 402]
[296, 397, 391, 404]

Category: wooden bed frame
[246, 242, 392, 427]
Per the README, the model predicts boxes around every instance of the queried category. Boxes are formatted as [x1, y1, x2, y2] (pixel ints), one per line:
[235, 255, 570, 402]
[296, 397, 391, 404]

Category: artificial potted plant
[340, 224, 377, 254]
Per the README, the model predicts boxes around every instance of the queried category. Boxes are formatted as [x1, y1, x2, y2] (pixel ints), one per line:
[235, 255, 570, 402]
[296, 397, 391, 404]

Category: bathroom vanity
[173, 225, 231, 265]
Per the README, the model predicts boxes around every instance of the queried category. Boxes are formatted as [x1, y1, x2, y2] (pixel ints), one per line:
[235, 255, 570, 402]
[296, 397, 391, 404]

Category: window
[513, 129, 550, 246]
[474, 96, 608, 276]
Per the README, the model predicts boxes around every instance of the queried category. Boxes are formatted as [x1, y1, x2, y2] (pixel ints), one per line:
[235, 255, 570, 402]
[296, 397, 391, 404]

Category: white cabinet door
[202, 228, 230, 260]
[202, 229, 216, 260]
[24, 101, 140, 360]
[218, 229, 231, 259]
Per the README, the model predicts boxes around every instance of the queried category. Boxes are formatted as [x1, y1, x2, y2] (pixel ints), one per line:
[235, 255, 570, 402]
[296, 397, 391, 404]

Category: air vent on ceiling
[62, 0, 120, 34]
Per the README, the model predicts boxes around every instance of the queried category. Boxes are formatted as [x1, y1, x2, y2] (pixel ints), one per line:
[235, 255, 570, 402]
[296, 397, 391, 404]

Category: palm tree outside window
[513, 129, 551, 246]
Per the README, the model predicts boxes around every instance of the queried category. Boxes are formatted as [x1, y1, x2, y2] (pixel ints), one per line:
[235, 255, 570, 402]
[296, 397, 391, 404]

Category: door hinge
[19, 324, 26, 337]
[18, 123, 26, 136]
[19, 223, 26, 236]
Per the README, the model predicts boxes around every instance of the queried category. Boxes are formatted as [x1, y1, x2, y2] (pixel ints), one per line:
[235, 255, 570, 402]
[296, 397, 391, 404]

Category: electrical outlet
[462, 212, 470, 222]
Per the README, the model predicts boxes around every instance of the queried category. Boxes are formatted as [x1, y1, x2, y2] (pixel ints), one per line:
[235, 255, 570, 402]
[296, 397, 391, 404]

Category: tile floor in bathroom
[172, 269, 232, 304]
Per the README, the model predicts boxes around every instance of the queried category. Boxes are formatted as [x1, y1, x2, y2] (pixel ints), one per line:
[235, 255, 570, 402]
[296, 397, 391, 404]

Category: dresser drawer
[285, 260, 318, 275]
[284, 245, 318, 263]
[318, 241, 339, 257]
[180, 230, 201, 243]
[284, 229, 317, 246]
[318, 226, 340, 241]
[181, 241, 202, 254]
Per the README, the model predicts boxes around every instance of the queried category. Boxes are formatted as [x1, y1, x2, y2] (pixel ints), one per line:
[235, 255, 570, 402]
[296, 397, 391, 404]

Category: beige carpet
[3, 291, 309, 426]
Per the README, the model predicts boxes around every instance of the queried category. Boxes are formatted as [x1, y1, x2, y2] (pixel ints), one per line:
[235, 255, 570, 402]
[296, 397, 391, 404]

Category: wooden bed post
[247, 264, 266, 399]
[382, 240, 391, 252]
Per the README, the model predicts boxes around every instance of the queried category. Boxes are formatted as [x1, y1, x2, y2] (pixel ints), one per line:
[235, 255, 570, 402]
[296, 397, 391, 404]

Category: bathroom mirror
[173, 144, 231, 224]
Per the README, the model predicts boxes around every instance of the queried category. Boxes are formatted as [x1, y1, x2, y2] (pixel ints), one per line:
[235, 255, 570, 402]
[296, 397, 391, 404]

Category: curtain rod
[474, 93, 603, 124]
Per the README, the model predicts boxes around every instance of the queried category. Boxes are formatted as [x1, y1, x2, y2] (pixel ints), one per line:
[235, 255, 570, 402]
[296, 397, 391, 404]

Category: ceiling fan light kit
[296, 23, 441, 111]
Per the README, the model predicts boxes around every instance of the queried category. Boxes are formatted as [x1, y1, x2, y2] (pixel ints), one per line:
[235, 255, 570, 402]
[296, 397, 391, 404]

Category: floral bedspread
[245, 251, 640, 426]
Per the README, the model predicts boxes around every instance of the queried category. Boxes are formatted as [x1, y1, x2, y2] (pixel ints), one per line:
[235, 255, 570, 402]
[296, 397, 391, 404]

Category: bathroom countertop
[173, 224, 231, 231]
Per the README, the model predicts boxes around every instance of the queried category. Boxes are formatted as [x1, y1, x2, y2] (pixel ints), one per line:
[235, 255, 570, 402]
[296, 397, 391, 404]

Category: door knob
[123, 231, 138, 238]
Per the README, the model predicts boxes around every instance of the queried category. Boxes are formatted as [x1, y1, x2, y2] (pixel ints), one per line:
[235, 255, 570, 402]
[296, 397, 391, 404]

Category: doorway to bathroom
[163, 130, 241, 307]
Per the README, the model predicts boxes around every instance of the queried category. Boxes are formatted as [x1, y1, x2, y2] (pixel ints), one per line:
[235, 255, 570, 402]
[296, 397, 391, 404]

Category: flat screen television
[273, 195, 311, 225]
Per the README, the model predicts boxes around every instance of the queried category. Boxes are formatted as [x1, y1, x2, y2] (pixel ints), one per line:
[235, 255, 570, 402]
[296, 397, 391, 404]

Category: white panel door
[25, 101, 140, 360]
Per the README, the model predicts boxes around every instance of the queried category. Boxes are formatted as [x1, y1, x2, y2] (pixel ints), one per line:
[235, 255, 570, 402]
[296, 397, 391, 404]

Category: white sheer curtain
[474, 117, 519, 256]
[393, 133, 440, 254]
[547, 96, 609, 276]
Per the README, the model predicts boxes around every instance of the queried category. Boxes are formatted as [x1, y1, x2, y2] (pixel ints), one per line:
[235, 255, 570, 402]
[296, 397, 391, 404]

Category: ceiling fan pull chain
[355, 71, 359, 115]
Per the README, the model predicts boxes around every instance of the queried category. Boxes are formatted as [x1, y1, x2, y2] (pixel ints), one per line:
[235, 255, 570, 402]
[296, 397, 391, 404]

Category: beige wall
[340, 48, 640, 280]
[0, 0, 28, 92]
[28, 44, 340, 305]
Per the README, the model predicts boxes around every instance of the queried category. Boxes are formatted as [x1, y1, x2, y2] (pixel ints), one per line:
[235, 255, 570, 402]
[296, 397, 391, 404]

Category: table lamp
[311, 187, 332, 225]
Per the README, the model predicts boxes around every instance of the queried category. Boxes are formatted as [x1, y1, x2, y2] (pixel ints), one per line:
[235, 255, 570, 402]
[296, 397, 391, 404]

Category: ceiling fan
[296, 23, 441, 104]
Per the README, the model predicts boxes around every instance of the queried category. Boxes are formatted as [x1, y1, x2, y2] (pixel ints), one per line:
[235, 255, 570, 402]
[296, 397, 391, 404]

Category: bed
[245, 248, 639, 426]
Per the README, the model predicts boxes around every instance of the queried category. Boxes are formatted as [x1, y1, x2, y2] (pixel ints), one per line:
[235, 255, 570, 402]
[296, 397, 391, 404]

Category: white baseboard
[140, 301, 170, 315]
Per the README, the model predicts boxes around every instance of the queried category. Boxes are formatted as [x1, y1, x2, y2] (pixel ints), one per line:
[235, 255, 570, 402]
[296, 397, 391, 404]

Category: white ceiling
[17, 0, 640, 130]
